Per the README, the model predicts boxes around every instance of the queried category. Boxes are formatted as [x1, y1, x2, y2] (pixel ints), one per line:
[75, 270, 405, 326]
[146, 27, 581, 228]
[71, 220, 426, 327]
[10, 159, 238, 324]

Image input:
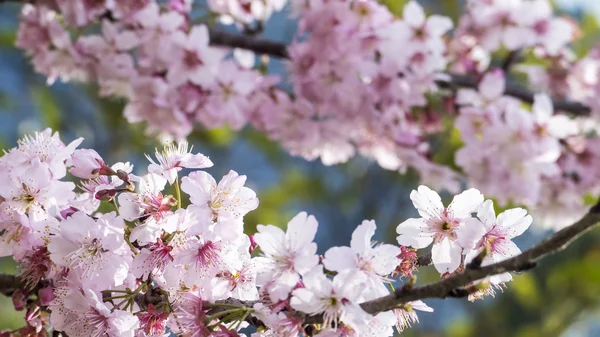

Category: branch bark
[0, 272, 24, 296]
[436, 73, 591, 116]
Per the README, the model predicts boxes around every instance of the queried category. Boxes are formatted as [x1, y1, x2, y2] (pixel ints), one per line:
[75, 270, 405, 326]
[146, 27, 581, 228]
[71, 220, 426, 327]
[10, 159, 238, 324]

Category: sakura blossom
[253, 211, 319, 301]
[465, 200, 533, 284]
[323, 220, 400, 297]
[396, 185, 483, 274]
[146, 141, 213, 184]
[290, 267, 371, 333]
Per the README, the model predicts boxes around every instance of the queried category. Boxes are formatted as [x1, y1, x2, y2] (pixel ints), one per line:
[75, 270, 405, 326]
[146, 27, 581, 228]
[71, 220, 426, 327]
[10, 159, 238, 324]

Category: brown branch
[2, 200, 600, 327]
[0, 272, 24, 296]
[359, 200, 600, 315]
[435, 73, 591, 116]
[207, 28, 288, 59]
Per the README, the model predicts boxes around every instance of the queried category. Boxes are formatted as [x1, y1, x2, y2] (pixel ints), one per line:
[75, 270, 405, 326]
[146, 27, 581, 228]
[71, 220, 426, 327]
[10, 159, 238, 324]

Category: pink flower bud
[248, 235, 258, 254]
[69, 149, 106, 179]
[12, 289, 27, 311]
[38, 285, 54, 306]
[60, 206, 79, 219]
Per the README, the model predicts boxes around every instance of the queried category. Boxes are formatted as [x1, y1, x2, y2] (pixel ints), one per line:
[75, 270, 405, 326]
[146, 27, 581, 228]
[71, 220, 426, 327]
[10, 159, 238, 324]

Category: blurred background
[1, 0, 600, 336]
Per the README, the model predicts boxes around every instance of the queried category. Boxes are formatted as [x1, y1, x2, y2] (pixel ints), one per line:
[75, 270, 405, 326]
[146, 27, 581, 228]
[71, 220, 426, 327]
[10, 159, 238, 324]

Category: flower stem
[112, 199, 120, 215]
[205, 308, 243, 323]
[174, 176, 182, 209]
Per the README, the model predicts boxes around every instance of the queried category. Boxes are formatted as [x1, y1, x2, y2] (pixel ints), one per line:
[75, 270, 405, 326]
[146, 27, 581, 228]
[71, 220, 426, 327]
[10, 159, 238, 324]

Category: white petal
[426, 15, 453, 36]
[350, 220, 376, 254]
[532, 93, 553, 121]
[431, 238, 462, 274]
[254, 224, 286, 257]
[496, 208, 532, 238]
[477, 199, 497, 231]
[456, 218, 487, 251]
[371, 244, 402, 275]
[479, 71, 505, 101]
[547, 115, 578, 139]
[396, 218, 434, 249]
[489, 239, 521, 262]
[286, 212, 318, 252]
[403, 1, 425, 27]
[180, 171, 215, 206]
[448, 188, 483, 219]
[410, 185, 444, 220]
[456, 89, 482, 106]
[323, 246, 357, 272]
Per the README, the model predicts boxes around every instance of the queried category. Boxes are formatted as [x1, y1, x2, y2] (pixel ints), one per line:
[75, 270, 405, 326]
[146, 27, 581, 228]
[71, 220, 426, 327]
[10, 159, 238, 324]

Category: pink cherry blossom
[291, 267, 370, 333]
[146, 141, 213, 184]
[465, 200, 532, 284]
[396, 185, 484, 274]
[167, 25, 225, 88]
[253, 212, 319, 301]
[69, 149, 109, 179]
[48, 211, 131, 290]
[181, 170, 258, 222]
[323, 220, 400, 297]
[392, 300, 433, 332]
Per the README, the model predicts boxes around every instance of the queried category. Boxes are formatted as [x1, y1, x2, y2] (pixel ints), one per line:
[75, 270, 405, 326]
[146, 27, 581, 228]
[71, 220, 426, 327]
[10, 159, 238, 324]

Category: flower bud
[38, 285, 54, 306]
[12, 289, 27, 311]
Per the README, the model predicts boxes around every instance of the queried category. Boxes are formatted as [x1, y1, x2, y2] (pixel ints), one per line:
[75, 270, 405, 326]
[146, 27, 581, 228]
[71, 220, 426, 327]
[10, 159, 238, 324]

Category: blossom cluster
[12, 0, 599, 231]
[16, 1, 269, 139]
[0, 129, 532, 337]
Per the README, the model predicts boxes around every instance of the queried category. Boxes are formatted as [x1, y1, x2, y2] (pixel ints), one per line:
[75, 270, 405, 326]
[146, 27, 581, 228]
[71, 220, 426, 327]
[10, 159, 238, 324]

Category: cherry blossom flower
[146, 141, 213, 184]
[181, 170, 258, 222]
[396, 185, 484, 274]
[323, 220, 400, 297]
[465, 200, 533, 284]
[48, 211, 131, 290]
[167, 25, 225, 87]
[291, 267, 371, 333]
[69, 149, 111, 179]
[392, 300, 433, 332]
[50, 287, 139, 337]
[7, 128, 82, 180]
[253, 212, 319, 301]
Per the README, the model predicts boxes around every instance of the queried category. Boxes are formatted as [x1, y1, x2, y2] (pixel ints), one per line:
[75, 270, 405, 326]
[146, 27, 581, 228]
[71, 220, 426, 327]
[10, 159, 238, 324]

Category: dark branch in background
[2, 200, 600, 327]
[208, 28, 289, 59]
[501, 50, 523, 73]
[0, 273, 24, 297]
[437, 73, 591, 116]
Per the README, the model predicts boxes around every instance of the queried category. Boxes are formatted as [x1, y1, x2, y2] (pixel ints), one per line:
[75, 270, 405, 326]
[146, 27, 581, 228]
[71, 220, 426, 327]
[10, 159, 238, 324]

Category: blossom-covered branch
[2, 193, 599, 330]
[0, 129, 549, 336]
[6, 0, 600, 259]
[362, 199, 600, 314]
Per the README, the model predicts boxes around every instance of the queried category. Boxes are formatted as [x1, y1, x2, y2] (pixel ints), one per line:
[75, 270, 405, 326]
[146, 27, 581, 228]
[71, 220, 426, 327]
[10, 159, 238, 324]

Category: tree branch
[359, 200, 600, 315]
[2, 200, 600, 326]
[436, 73, 591, 116]
[208, 28, 289, 59]
[0, 272, 24, 296]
